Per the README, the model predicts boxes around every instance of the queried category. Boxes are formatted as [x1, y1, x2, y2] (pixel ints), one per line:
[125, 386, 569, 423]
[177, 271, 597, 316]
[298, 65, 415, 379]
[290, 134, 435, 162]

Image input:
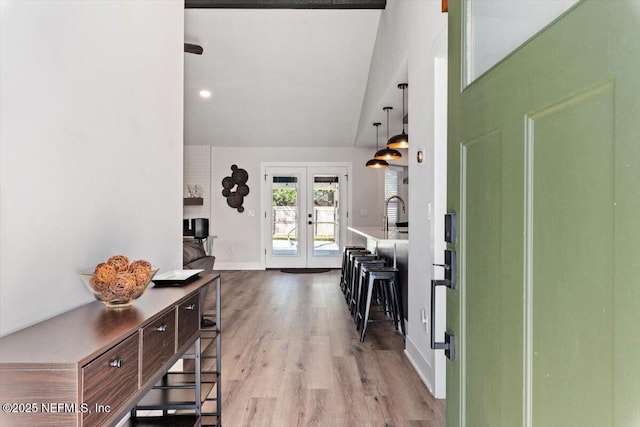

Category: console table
[0, 273, 221, 426]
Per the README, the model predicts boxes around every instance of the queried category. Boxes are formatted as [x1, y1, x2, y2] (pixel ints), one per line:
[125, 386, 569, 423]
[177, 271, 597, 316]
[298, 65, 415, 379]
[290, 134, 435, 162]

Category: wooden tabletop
[0, 273, 219, 368]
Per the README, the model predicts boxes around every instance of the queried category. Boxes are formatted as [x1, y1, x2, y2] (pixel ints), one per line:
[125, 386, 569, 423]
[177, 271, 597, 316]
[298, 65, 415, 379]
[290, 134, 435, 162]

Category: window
[384, 167, 402, 224]
[463, 0, 578, 85]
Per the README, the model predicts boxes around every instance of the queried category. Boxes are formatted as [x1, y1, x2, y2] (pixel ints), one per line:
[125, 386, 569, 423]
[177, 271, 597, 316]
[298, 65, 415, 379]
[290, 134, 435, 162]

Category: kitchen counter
[347, 226, 409, 243]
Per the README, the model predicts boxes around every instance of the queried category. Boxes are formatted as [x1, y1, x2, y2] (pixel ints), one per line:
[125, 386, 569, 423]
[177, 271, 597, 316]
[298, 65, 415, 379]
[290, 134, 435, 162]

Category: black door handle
[432, 250, 456, 288]
[430, 278, 456, 360]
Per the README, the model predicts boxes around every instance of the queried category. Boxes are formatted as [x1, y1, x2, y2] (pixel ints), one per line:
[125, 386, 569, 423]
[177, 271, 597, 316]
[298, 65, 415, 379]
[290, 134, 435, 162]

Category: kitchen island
[348, 226, 408, 322]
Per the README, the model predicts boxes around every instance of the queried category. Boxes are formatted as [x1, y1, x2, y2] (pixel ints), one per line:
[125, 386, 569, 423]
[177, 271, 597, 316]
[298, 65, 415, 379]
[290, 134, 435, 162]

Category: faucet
[383, 195, 406, 232]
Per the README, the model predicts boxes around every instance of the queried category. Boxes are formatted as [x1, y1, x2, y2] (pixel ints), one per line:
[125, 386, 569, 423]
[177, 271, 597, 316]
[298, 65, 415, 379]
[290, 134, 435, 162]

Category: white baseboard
[405, 336, 444, 399]
[213, 262, 265, 270]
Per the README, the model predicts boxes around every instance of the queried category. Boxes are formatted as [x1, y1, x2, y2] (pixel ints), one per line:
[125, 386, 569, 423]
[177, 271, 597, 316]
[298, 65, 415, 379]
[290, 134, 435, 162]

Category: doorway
[263, 164, 349, 269]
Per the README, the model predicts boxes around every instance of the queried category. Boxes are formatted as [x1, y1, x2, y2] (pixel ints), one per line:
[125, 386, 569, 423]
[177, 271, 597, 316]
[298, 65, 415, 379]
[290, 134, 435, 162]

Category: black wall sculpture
[222, 164, 249, 212]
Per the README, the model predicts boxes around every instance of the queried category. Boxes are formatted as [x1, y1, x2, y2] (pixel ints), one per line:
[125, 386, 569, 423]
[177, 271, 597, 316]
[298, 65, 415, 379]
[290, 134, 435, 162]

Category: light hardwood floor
[204, 269, 445, 427]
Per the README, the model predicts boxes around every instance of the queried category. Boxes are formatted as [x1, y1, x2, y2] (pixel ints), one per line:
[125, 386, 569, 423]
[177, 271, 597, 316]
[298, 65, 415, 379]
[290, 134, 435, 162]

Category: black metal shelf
[135, 381, 215, 410]
[124, 414, 200, 427]
[132, 275, 221, 426]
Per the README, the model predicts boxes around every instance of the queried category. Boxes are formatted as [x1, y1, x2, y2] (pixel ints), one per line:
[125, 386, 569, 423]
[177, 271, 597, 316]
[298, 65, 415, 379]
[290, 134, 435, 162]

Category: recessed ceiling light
[199, 90, 211, 98]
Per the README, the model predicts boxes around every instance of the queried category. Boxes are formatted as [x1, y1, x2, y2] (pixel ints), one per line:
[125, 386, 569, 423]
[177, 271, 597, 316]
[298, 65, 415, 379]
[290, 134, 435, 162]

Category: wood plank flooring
[204, 269, 445, 427]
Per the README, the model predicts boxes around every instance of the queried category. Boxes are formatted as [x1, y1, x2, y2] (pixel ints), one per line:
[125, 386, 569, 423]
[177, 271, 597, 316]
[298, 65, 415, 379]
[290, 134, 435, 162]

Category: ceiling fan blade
[184, 43, 204, 55]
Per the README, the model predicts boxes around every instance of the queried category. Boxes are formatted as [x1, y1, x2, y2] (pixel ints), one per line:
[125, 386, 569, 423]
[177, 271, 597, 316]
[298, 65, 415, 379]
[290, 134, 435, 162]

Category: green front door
[446, 2, 640, 427]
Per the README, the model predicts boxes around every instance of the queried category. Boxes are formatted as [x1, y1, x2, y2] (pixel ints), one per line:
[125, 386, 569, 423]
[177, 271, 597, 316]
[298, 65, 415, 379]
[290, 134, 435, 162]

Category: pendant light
[387, 83, 409, 149]
[366, 122, 389, 169]
[375, 107, 402, 160]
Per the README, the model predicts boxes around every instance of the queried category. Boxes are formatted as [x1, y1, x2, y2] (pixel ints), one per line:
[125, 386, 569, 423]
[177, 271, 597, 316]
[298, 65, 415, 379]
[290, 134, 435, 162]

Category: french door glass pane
[272, 176, 298, 256]
[312, 175, 340, 257]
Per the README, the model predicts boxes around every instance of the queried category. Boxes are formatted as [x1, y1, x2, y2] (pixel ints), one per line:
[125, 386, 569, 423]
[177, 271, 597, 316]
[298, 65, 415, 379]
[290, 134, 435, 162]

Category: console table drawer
[141, 310, 176, 384]
[177, 293, 200, 349]
[82, 331, 139, 426]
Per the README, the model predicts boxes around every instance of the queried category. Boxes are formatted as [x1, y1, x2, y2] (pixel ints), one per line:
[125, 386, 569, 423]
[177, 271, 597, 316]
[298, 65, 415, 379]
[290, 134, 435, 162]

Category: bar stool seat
[344, 251, 371, 303]
[348, 255, 380, 314]
[357, 266, 405, 342]
[340, 247, 366, 294]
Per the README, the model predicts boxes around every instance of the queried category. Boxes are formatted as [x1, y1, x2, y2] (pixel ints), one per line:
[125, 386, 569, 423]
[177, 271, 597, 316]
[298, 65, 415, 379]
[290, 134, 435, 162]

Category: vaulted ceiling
[184, 2, 383, 148]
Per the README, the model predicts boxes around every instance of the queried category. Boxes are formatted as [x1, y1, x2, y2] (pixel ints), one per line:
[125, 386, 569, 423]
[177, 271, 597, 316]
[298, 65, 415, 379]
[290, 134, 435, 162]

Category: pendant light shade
[387, 83, 409, 149]
[375, 107, 402, 160]
[365, 158, 389, 168]
[366, 122, 389, 169]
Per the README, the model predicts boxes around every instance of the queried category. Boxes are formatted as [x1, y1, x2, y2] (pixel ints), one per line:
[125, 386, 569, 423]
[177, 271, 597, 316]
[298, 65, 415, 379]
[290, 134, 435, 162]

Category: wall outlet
[420, 307, 428, 331]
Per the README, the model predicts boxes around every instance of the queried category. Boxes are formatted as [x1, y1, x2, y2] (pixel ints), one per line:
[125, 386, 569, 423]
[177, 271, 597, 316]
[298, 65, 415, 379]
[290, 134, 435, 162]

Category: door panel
[530, 84, 615, 426]
[461, 131, 503, 427]
[447, 2, 640, 427]
[306, 167, 347, 268]
[266, 168, 307, 268]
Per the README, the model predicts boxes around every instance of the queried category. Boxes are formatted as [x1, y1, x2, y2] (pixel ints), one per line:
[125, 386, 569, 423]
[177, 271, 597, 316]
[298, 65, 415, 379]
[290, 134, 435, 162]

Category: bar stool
[357, 266, 405, 342]
[344, 250, 371, 303]
[348, 255, 379, 314]
[342, 249, 371, 298]
[355, 264, 388, 331]
[340, 246, 365, 294]
[351, 258, 386, 319]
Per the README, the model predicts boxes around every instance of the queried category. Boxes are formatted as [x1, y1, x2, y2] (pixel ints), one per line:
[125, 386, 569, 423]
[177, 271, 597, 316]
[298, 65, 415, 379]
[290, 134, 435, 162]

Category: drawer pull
[185, 304, 196, 310]
[156, 324, 168, 332]
[109, 358, 123, 368]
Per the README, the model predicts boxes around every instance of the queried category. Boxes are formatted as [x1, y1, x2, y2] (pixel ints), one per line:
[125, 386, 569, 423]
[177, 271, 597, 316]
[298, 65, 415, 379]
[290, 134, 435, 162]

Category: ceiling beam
[185, 0, 386, 9]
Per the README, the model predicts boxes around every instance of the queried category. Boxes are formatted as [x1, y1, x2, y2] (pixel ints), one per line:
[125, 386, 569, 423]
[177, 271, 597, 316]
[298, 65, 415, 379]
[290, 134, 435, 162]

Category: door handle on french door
[431, 278, 456, 360]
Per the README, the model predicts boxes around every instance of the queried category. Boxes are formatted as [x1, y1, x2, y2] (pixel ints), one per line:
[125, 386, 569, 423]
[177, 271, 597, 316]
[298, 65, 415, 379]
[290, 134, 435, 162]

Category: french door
[264, 165, 348, 269]
[446, 2, 639, 427]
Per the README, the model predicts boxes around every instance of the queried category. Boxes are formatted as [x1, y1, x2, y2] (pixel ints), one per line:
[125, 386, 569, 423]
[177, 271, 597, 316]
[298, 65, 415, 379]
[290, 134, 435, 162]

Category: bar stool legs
[340, 247, 405, 342]
[358, 267, 404, 342]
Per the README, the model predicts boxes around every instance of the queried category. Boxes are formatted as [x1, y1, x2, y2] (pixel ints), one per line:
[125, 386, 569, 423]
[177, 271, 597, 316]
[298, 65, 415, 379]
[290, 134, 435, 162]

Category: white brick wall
[183, 145, 212, 225]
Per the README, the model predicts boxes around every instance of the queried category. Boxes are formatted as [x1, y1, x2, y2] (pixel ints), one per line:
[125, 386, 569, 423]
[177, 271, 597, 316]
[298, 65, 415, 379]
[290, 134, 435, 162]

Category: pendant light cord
[401, 85, 406, 133]
[397, 83, 408, 135]
[384, 106, 392, 141]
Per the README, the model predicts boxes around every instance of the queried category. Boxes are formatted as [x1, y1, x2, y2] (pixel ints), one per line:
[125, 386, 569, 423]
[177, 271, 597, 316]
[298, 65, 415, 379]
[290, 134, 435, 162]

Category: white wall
[358, 0, 448, 398]
[184, 146, 381, 269]
[405, 1, 448, 400]
[0, 1, 184, 336]
[430, 34, 449, 399]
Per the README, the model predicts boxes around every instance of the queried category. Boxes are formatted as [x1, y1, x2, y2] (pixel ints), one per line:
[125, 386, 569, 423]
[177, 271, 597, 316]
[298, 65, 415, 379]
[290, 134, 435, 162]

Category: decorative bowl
[79, 266, 159, 309]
